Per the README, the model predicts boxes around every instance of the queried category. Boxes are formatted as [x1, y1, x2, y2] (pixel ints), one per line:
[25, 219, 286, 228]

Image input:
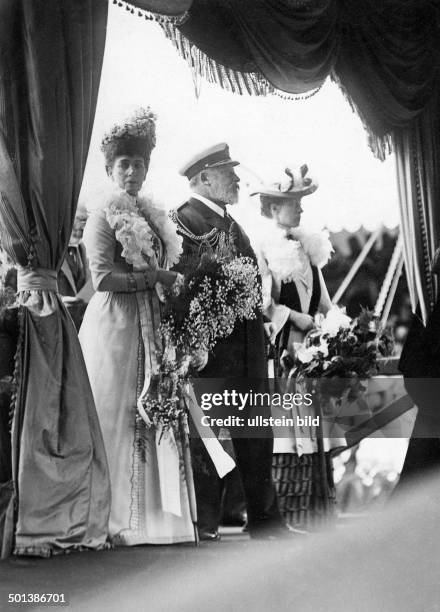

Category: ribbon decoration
[135, 291, 183, 516]
[135, 289, 236, 516]
[15, 268, 60, 317]
[182, 383, 236, 479]
[155, 426, 182, 517]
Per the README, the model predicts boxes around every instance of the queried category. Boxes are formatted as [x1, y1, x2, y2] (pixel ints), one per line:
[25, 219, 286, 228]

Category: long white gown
[79, 205, 194, 545]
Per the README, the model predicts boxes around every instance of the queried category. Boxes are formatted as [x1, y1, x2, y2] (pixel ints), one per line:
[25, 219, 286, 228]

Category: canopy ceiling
[124, 0, 440, 160]
[129, 0, 192, 14]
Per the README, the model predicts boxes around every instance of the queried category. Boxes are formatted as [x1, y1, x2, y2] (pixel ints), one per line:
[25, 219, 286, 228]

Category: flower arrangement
[141, 250, 262, 431]
[162, 252, 261, 354]
[138, 364, 186, 433]
[0, 284, 15, 314]
[294, 306, 394, 404]
[0, 256, 17, 321]
[0, 273, 19, 420]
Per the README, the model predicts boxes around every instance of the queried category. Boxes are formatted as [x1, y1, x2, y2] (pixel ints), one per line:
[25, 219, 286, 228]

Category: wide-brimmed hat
[252, 164, 318, 199]
[179, 142, 239, 180]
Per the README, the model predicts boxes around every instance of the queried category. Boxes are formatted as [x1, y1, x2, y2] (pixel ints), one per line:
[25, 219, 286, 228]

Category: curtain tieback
[17, 267, 59, 293]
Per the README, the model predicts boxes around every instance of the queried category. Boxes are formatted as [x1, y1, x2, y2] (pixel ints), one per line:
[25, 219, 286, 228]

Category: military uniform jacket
[173, 197, 267, 379]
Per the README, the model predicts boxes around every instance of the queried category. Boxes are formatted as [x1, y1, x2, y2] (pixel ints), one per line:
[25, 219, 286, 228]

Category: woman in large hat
[253, 165, 339, 529]
[79, 109, 194, 545]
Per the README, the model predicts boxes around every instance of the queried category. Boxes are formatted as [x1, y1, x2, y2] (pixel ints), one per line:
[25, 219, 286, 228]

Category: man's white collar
[191, 192, 225, 217]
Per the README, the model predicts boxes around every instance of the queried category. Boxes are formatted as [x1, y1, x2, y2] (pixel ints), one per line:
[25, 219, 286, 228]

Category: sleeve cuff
[139, 270, 158, 290]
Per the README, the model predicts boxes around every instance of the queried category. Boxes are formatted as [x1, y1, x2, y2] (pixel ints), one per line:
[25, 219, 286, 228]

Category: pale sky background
[81, 3, 400, 234]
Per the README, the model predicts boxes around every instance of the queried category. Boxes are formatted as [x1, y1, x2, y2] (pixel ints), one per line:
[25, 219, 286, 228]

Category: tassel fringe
[159, 23, 323, 101]
[114, 1, 394, 152]
[162, 25, 270, 96]
[115, 2, 324, 101]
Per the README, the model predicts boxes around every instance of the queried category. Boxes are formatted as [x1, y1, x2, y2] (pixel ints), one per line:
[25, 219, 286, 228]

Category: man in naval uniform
[172, 143, 298, 540]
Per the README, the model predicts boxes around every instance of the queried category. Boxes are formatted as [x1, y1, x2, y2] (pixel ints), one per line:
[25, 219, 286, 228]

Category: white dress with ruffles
[79, 194, 194, 545]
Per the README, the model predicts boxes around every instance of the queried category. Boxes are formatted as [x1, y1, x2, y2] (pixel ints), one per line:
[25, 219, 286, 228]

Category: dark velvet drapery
[179, 0, 340, 93]
[335, 0, 439, 152]
[0, 0, 110, 557]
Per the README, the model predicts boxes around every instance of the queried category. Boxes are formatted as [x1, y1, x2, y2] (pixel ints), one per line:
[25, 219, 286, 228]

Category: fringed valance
[132, 0, 440, 159]
[163, 26, 324, 100]
[112, 0, 190, 24]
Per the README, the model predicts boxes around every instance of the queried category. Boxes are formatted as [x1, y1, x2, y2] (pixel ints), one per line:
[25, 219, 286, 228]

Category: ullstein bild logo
[200, 414, 321, 428]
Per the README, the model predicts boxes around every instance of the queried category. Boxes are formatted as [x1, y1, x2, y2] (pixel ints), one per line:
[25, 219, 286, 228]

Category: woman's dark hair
[102, 136, 152, 168]
[260, 195, 297, 219]
[101, 108, 157, 168]
[260, 195, 274, 219]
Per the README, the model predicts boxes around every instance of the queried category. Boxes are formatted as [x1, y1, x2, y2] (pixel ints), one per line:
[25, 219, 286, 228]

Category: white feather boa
[101, 188, 182, 269]
[259, 223, 333, 284]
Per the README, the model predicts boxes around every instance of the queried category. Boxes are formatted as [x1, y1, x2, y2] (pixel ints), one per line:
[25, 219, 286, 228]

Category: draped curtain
[336, 0, 439, 155]
[394, 90, 440, 322]
[123, 0, 440, 148]
[171, 0, 340, 94]
[141, 0, 439, 153]
[0, 0, 110, 557]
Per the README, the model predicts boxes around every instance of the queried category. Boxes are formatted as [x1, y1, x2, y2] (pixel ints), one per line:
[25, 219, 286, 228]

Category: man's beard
[215, 183, 238, 206]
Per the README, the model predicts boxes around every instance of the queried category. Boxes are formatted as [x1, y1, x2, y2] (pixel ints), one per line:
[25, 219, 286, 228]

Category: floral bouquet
[161, 252, 261, 354]
[294, 306, 394, 406]
[138, 359, 188, 438]
[140, 250, 262, 431]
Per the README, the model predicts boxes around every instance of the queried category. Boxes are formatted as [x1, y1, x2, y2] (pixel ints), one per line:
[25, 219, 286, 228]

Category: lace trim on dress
[259, 223, 333, 284]
[102, 189, 183, 270]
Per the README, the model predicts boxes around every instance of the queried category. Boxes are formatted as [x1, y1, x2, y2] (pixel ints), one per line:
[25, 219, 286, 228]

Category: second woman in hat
[253, 165, 339, 529]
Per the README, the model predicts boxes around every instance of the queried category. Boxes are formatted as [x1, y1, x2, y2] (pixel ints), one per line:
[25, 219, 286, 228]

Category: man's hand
[289, 310, 314, 332]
